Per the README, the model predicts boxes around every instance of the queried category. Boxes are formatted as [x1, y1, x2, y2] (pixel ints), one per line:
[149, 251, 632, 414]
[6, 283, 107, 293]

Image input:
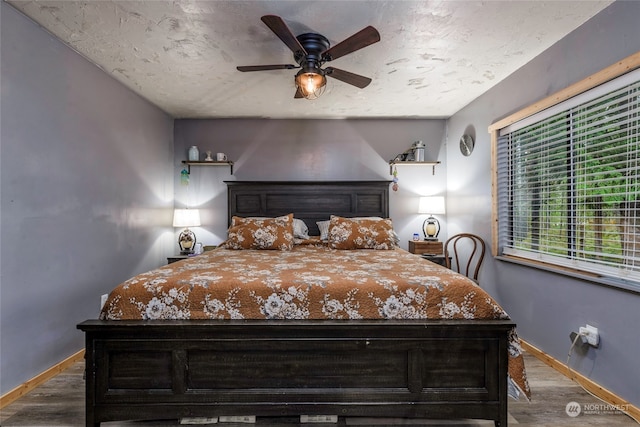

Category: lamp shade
[172, 209, 201, 228]
[418, 196, 445, 215]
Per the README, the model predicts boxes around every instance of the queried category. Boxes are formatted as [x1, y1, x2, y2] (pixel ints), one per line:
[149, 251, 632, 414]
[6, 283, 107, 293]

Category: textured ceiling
[7, 0, 613, 119]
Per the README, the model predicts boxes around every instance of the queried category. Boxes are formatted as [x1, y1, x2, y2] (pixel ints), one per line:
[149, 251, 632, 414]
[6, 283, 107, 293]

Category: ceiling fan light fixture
[295, 69, 327, 100]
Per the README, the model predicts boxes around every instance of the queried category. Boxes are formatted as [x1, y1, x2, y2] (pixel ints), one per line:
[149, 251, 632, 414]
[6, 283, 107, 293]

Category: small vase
[188, 146, 199, 161]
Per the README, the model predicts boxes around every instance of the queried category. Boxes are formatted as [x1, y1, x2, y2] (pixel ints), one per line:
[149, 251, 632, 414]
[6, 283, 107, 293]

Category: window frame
[489, 51, 640, 293]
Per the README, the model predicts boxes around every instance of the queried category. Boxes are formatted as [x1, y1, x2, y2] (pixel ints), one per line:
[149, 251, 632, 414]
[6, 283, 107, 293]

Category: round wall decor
[459, 134, 475, 156]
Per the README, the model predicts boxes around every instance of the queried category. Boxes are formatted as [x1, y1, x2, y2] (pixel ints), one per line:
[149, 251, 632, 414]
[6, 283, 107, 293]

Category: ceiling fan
[237, 15, 380, 100]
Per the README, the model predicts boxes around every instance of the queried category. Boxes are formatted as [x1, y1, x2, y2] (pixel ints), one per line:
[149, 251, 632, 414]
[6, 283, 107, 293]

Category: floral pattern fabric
[100, 243, 530, 400]
[328, 216, 397, 249]
[221, 214, 294, 250]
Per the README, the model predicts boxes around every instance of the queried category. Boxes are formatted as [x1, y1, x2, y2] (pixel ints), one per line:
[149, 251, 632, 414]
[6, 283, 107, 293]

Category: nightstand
[408, 240, 443, 256]
[167, 255, 189, 264]
[421, 254, 449, 267]
[408, 241, 449, 267]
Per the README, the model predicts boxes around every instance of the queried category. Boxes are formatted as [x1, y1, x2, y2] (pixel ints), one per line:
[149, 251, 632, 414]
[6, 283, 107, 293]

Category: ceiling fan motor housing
[294, 33, 330, 67]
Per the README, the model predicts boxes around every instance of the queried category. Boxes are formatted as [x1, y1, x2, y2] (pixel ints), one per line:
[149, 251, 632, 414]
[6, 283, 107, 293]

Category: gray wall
[0, 3, 174, 396]
[446, 1, 640, 407]
[173, 119, 447, 250]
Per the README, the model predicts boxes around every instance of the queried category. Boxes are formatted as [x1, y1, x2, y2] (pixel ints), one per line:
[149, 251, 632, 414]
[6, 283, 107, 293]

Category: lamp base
[178, 228, 196, 255]
[422, 216, 441, 242]
[423, 237, 439, 241]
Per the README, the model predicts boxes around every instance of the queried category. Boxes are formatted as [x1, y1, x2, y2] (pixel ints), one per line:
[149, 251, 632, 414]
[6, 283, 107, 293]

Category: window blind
[496, 69, 640, 287]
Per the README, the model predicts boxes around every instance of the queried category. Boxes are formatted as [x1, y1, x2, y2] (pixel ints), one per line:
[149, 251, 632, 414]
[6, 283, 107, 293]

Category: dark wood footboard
[78, 319, 513, 426]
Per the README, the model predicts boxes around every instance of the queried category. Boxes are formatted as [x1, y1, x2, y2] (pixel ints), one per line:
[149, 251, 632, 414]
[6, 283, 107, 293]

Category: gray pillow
[293, 218, 310, 240]
[316, 220, 330, 241]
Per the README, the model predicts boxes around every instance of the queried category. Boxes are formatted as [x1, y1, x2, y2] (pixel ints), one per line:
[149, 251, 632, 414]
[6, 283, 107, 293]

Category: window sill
[496, 255, 640, 294]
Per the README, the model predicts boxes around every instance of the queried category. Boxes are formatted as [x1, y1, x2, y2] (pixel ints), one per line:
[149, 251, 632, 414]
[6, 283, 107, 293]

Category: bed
[78, 181, 529, 427]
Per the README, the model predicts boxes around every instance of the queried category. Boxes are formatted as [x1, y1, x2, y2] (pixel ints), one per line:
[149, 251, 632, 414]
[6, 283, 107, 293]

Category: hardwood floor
[1, 352, 637, 426]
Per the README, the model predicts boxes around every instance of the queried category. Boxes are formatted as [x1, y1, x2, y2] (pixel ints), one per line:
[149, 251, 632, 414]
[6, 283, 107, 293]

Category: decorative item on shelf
[188, 145, 200, 161]
[216, 152, 228, 161]
[418, 196, 445, 241]
[173, 209, 201, 255]
[392, 141, 425, 162]
[413, 140, 425, 162]
[205, 151, 213, 161]
[392, 147, 414, 162]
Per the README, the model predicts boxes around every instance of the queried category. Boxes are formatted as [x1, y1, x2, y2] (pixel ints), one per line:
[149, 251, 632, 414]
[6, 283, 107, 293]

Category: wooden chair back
[445, 233, 486, 282]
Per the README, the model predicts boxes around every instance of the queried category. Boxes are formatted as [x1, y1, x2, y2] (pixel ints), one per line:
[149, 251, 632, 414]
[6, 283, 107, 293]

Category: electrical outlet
[569, 331, 589, 350]
[579, 324, 599, 347]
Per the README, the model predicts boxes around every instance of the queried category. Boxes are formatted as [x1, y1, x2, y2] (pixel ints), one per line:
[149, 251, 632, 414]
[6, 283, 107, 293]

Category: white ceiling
[7, 0, 613, 119]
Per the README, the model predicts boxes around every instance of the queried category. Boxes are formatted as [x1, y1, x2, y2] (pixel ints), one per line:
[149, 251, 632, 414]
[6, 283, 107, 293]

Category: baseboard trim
[0, 349, 85, 409]
[522, 340, 640, 421]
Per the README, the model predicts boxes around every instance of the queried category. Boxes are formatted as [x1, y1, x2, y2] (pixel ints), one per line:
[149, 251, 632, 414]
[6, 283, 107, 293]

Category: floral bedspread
[100, 243, 530, 400]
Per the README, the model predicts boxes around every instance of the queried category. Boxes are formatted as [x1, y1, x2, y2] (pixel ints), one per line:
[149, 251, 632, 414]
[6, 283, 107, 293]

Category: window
[492, 65, 640, 290]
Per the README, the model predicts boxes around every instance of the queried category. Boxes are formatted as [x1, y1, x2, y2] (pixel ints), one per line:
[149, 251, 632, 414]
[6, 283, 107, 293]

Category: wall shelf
[182, 160, 234, 175]
[389, 160, 440, 175]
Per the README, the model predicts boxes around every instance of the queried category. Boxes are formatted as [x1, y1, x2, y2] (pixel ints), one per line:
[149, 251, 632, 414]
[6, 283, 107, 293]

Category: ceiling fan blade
[321, 26, 380, 61]
[261, 15, 307, 55]
[237, 64, 298, 72]
[325, 67, 372, 89]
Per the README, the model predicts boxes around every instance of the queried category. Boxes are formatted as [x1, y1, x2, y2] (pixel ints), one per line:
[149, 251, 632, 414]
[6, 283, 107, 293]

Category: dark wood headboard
[226, 181, 391, 236]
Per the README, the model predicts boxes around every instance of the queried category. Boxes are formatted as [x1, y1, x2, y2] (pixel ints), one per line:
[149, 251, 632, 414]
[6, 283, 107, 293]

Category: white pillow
[293, 218, 310, 240]
[316, 220, 330, 241]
